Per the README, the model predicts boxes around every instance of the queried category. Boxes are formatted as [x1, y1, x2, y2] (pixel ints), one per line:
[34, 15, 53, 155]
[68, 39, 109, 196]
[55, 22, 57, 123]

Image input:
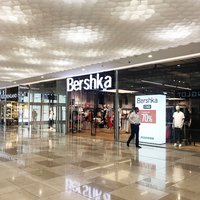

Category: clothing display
[173, 106, 185, 146]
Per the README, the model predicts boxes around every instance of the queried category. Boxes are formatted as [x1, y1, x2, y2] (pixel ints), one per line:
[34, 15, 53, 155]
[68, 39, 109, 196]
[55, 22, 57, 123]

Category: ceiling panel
[0, 0, 200, 86]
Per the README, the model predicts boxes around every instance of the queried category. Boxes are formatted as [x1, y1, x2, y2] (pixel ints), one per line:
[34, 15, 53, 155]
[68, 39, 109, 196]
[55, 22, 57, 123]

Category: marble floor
[0, 126, 200, 200]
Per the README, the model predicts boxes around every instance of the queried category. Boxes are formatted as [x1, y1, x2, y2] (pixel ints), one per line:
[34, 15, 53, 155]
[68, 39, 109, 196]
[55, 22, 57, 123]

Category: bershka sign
[136, 95, 166, 144]
[137, 97, 158, 104]
[67, 73, 112, 92]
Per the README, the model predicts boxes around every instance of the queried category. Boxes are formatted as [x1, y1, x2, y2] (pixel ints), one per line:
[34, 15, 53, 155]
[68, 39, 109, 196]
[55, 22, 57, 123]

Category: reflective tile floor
[0, 126, 200, 200]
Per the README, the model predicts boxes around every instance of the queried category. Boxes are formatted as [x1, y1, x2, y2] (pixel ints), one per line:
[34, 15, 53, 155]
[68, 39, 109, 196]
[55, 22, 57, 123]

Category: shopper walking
[127, 107, 141, 148]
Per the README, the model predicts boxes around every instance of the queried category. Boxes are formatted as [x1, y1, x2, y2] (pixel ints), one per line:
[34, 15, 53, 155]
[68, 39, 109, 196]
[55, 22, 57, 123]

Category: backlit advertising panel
[135, 95, 166, 144]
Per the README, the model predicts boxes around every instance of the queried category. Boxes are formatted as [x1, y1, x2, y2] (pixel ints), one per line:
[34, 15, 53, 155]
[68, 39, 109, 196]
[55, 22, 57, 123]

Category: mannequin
[173, 105, 185, 147]
[184, 107, 192, 145]
[105, 105, 113, 129]
[118, 106, 122, 129]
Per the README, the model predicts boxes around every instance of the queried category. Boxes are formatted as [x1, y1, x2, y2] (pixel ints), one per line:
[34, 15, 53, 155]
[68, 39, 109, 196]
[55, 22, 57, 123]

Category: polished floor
[0, 126, 200, 200]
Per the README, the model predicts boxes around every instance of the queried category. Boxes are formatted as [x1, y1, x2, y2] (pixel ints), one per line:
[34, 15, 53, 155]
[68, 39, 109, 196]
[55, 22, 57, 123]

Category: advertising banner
[135, 95, 166, 144]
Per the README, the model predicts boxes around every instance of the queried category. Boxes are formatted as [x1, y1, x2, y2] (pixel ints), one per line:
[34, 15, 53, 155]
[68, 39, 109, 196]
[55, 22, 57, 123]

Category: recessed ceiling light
[177, 64, 181, 67]
[82, 68, 85, 71]
[41, 76, 44, 78]
[148, 54, 152, 58]
[14, 81, 17, 84]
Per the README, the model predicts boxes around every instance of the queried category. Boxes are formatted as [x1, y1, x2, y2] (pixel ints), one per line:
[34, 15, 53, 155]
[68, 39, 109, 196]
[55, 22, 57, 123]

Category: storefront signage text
[137, 97, 158, 104]
[67, 73, 112, 91]
[175, 90, 200, 99]
[0, 93, 18, 100]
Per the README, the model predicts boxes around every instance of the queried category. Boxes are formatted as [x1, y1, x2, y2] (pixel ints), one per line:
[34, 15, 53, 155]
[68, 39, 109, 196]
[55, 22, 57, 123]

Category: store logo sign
[67, 73, 112, 91]
[0, 93, 18, 100]
[137, 97, 158, 104]
[175, 90, 200, 99]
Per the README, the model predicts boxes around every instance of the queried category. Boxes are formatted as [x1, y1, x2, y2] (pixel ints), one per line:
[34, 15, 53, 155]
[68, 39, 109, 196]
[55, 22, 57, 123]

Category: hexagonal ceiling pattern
[0, 0, 200, 86]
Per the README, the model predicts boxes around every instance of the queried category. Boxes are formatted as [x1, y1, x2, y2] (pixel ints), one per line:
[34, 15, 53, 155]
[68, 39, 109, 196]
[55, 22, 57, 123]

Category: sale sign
[140, 110, 156, 123]
[136, 95, 166, 144]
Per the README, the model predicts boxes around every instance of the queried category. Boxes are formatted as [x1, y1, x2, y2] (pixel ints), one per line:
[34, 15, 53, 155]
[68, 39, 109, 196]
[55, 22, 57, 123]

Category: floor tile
[36, 160, 64, 168]
[1, 127, 200, 200]
[29, 169, 61, 180]
[72, 160, 99, 168]
[23, 183, 59, 198]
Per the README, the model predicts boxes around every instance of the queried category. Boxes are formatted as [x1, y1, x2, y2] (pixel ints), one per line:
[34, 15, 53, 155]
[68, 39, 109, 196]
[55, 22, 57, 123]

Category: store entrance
[68, 90, 115, 139]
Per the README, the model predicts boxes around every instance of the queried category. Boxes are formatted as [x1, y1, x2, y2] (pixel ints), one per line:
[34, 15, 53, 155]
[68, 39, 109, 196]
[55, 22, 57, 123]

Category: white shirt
[129, 111, 140, 124]
[173, 111, 185, 128]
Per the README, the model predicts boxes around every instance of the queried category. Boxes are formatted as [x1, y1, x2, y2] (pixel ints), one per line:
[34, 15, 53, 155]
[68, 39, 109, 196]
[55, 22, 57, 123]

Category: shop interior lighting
[148, 54, 153, 58]
[102, 89, 138, 94]
[141, 80, 191, 90]
[167, 98, 185, 101]
[141, 80, 162, 85]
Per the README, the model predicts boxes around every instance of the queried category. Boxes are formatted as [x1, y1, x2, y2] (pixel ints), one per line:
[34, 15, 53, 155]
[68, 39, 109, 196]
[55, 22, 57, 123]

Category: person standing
[127, 107, 141, 148]
[49, 109, 54, 130]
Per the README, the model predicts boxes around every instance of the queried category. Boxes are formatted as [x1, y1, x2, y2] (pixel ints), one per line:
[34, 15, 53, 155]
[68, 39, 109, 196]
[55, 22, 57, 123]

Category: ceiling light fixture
[60, 26, 101, 43]
[63, 0, 97, 5]
[157, 27, 192, 41]
[141, 80, 191, 90]
[20, 37, 46, 48]
[0, 6, 28, 24]
[102, 89, 138, 94]
[141, 80, 162, 85]
[53, 60, 72, 66]
[0, 55, 8, 61]
[51, 50, 66, 56]
[113, 0, 155, 21]
[148, 54, 152, 58]
[24, 58, 41, 65]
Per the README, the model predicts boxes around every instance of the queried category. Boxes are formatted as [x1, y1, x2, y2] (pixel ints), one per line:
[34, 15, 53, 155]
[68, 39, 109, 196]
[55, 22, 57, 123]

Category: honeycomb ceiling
[0, 0, 200, 86]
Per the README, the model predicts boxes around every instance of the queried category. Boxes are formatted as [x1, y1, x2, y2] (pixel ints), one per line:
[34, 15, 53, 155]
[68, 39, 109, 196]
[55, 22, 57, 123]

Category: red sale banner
[139, 110, 156, 123]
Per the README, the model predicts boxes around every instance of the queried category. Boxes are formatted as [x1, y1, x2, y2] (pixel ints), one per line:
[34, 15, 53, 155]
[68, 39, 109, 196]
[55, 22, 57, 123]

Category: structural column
[114, 70, 119, 141]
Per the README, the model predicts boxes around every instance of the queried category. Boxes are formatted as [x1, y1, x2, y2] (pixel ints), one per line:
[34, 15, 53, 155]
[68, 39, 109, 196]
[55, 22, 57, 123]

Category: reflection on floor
[78, 128, 200, 152]
[0, 125, 200, 199]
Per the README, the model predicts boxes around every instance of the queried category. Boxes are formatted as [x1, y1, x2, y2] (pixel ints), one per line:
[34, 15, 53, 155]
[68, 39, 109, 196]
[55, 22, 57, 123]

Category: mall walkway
[0, 126, 200, 200]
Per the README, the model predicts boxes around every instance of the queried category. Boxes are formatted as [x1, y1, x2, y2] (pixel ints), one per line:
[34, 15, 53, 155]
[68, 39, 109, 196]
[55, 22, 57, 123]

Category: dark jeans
[174, 128, 182, 143]
[127, 124, 139, 146]
[49, 119, 53, 128]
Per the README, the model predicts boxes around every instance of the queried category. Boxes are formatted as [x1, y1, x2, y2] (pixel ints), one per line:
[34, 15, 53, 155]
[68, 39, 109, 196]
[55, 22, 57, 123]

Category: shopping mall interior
[0, 0, 200, 199]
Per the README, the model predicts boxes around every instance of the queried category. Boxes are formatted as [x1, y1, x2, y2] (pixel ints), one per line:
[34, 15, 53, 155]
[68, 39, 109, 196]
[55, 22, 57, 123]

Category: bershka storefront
[65, 60, 200, 149]
[66, 71, 119, 137]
